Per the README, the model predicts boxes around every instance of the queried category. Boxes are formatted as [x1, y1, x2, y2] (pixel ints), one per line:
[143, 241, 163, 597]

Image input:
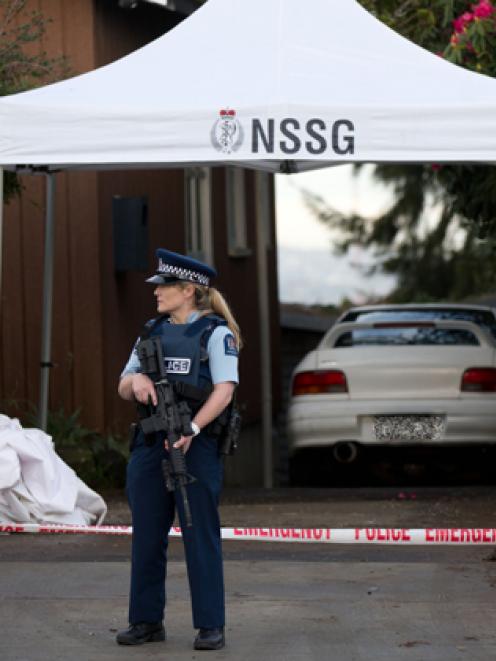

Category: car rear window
[340, 308, 496, 341]
[334, 327, 480, 347]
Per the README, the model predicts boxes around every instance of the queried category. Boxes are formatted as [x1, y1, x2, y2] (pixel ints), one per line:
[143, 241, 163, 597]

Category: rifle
[135, 336, 196, 527]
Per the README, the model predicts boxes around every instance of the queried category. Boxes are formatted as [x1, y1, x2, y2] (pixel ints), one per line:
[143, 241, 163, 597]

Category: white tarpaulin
[1, 0, 496, 171]
[0, 415, 107, 525]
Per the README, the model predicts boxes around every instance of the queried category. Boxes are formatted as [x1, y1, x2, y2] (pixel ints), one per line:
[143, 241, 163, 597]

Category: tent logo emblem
[211, 108, 244, 154]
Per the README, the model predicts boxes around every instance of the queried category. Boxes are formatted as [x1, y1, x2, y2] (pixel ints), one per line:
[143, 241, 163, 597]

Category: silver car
[287, 304, 496, 482]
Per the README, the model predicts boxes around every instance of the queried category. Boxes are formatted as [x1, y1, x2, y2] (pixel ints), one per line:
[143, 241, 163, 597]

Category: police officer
[116, 248, 240, 651]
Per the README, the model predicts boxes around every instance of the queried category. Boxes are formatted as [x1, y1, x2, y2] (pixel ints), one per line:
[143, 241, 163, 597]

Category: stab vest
[140, 313, 228, 415]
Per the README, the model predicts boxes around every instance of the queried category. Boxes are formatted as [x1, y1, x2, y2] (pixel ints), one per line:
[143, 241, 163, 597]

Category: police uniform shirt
[120, 311, 239, 384]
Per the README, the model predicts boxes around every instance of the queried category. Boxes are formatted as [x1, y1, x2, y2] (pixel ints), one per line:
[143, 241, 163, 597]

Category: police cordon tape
[2, 522, 496, 545]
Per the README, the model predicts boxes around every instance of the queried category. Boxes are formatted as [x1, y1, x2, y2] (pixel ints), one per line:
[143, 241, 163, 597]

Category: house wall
[1, 1, 102, 424]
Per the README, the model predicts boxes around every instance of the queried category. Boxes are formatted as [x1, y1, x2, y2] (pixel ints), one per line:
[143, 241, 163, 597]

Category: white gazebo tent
[2, 0, 496, 168]
[1, 0, 496, 485]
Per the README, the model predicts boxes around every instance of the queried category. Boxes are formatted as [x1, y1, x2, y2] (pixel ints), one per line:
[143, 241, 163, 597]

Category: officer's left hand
[164, 435, 194, 454]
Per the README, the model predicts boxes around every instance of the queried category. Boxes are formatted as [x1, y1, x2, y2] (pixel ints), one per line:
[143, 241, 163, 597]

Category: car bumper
[287, 396, 496, 454]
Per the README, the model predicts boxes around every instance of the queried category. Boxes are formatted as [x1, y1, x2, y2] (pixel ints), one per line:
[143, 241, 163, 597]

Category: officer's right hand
[131, 374, 158, 406]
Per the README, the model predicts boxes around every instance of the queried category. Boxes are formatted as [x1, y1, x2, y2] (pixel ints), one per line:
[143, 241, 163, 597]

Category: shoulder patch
[224, 334, 239, 357]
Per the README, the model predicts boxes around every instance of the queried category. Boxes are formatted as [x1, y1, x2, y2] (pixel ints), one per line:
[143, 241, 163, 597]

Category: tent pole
[38, 172, 56, 431]
[255, 171, 273, 489]
[0, 168, 3, 313]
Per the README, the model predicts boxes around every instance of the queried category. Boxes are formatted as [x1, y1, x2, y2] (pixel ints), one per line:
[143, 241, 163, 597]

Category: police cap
[146, 248, 217, 287]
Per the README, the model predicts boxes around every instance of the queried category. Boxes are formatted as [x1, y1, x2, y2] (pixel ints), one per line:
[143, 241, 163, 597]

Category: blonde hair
[180, 283, 243, 350]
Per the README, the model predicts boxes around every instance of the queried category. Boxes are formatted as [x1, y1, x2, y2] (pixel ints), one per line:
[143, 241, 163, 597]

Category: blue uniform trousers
[126, 430, 225, 629]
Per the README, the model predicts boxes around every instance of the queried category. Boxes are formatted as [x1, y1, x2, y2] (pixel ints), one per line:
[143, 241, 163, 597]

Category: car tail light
[292, 370, 348, 396]
[461, 368, 496, 392]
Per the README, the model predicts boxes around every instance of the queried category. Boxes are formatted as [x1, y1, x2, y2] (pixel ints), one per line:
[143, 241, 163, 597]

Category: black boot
[193, 627, 225, 650]
[116, 622, 166, 645]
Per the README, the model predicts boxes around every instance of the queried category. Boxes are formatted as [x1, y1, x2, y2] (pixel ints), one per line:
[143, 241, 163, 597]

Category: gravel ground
[104, 485, 496, 528]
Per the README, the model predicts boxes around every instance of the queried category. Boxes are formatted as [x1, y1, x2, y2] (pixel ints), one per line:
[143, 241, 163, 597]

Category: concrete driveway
[1, 487, 496, 660]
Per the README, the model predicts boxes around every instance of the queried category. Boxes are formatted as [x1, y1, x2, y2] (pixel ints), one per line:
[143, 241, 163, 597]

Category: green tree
[0, 0, 69, 200]
[306, 0, 496, 302]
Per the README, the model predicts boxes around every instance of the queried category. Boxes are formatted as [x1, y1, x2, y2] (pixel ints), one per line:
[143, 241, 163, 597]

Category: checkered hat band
[158, 259, 210, 286]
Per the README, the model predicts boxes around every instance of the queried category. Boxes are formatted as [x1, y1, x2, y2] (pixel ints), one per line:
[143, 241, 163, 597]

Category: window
[334, 327, 480, 347]
[226, 167, 251, 256]
[340, 307, 496, 341]
[184, 167, 213, 264]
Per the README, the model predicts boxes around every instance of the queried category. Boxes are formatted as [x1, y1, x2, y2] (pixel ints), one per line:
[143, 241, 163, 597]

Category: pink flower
[450, 33, 460, 45]
[472, 0, 494, 18]
[453, 11, 474, 32]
